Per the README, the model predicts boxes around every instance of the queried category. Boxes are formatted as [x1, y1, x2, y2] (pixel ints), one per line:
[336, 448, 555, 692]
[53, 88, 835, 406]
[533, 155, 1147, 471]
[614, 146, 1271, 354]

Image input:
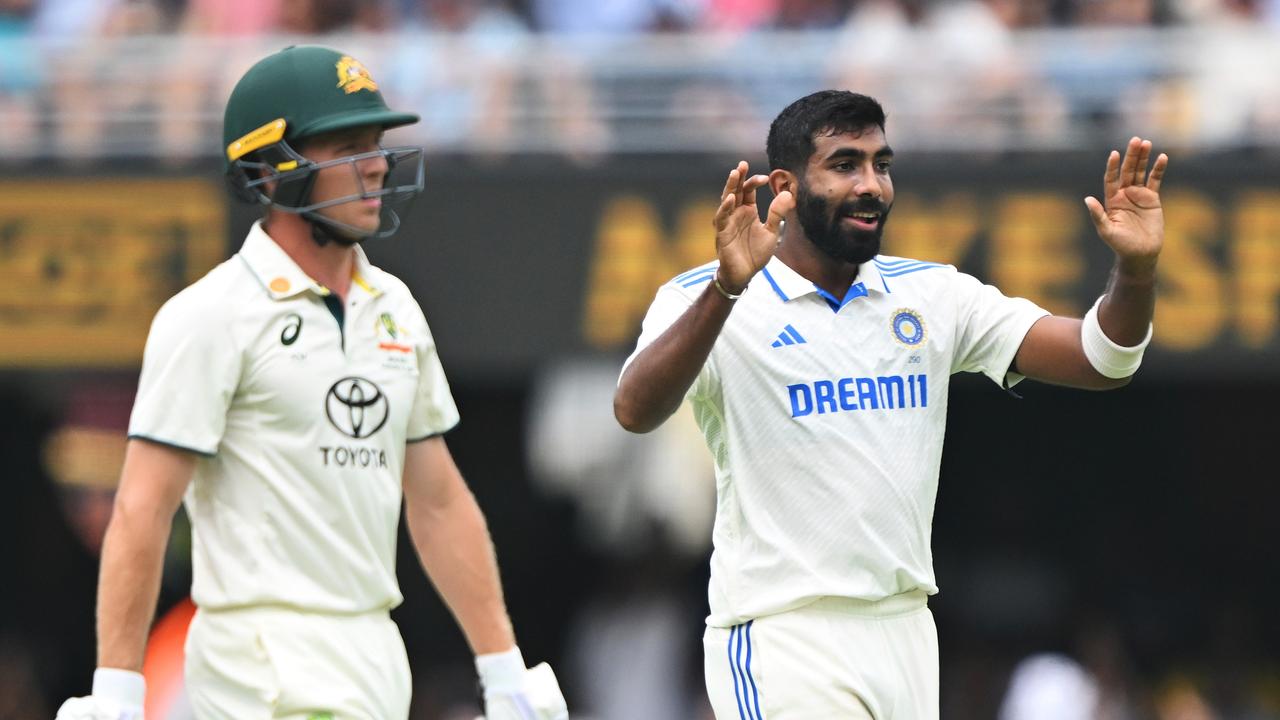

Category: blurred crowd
[0, 0, 1278, 159]
[2, 0, 1280, 37]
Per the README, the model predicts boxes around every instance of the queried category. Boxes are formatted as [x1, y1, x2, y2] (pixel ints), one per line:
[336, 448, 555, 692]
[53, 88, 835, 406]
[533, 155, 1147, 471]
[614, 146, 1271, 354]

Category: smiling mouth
[843, 212, 881, 229]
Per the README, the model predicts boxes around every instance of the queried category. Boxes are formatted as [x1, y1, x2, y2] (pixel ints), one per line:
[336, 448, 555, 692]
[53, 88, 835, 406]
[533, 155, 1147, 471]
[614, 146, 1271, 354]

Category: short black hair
[766, 91, 887, 174]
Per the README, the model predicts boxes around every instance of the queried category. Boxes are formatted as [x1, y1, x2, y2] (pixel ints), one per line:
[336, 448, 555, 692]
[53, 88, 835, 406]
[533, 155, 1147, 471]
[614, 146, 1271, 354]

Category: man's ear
[769, 169, 796, 197]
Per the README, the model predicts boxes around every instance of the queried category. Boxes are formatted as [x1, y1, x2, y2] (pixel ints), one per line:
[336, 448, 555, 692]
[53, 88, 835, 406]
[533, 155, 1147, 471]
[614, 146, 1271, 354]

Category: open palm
[1085, 137, 1168, 271]
[714, 161, 795, 293]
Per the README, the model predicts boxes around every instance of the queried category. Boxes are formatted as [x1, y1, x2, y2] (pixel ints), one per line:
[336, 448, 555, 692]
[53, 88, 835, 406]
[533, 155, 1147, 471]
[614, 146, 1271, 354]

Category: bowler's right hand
[713, 160, 795, 294]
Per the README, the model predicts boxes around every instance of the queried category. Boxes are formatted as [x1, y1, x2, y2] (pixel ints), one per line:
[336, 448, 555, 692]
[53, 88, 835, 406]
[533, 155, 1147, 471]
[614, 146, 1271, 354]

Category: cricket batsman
[57, 45, 568, 720]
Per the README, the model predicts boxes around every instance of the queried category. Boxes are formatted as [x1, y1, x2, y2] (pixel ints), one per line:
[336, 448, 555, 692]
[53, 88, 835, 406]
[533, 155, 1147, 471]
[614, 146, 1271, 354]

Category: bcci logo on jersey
[891, 308, 926, 346]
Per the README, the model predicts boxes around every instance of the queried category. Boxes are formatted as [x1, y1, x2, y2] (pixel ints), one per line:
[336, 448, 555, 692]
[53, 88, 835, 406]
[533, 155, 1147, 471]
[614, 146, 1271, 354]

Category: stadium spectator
[940, 0, 1067, 145]
[385, 0, 528, 151]
[178, 0, 282, 35]
[1074, 0, 1158, 26]
[696, 0, 779, 32]
[770, 0, 849, 29]
[1178, 0, 1280, 146]
[529, 0, 692, 34]
[1036, 0, 1164, 143]
[275, 0, 362, 34]
[31, 0, 125, 38]
[48, 0, 173, 159]
[0, 0, 40, 157]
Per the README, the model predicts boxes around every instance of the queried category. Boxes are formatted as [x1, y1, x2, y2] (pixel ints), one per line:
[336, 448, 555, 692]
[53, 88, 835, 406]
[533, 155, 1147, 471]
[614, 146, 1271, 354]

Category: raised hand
[714, 160, 795, 294]
[1084, 137, 1169, 273]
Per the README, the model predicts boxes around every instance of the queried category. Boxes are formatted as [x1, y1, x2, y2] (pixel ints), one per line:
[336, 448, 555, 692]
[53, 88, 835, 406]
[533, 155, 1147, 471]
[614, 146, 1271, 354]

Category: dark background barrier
[4, 153, 1278, 375]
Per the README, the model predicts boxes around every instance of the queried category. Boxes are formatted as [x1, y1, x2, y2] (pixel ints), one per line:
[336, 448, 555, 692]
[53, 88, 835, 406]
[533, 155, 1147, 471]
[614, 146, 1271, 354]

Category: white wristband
[475, 646, 526, 695]
[1081, 295, 1152, 379]
[92, 667, 146, 708]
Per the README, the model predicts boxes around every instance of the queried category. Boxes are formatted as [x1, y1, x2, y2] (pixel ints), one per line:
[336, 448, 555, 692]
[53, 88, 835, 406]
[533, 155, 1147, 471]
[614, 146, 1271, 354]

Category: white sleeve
[128, 295, 242, 455]
[950, 271, 1051, 388]
[619, 283, 714, 399]
[407, 305, 460, 441]
[621, 285, 693, 370]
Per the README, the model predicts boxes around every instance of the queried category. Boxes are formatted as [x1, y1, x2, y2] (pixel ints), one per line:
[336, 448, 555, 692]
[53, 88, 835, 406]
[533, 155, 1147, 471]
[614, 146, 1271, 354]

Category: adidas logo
[770, 324, 807, 348]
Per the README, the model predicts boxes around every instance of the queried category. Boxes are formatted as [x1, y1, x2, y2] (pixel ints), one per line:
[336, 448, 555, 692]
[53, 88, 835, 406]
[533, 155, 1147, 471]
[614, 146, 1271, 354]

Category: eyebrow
[824, 146, 895, 162]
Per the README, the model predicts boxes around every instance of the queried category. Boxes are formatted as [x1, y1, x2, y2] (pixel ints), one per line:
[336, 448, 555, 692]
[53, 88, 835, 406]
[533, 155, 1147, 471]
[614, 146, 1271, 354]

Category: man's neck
[263, 214, 356, 301]
[775, 231, 862, 299]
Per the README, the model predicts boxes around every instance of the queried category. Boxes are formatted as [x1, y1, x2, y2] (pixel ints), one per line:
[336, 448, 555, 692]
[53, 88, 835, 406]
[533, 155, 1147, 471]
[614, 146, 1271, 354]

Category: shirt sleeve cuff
[995, 308, 1052, 389]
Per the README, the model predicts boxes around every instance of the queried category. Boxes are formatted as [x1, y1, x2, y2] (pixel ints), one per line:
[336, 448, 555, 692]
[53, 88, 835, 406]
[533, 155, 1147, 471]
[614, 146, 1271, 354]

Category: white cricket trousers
[704, 591, 939, 720]
[185, 605, 412, 720]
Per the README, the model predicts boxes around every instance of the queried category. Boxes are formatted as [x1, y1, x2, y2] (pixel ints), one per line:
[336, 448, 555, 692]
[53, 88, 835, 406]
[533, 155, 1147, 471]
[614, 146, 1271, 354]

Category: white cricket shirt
[624, 255, 1049, 627]
[130, 221, 459, 613]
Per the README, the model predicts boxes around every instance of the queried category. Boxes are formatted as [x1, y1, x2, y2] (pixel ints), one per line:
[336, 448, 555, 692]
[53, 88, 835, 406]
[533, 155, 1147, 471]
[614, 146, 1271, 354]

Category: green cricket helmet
[223, 45, 425, 240]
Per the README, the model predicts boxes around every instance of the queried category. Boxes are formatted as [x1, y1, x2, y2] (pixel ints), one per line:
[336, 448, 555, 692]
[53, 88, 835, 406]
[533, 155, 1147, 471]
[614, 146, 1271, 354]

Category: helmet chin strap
[304, 214, 360, 247]
[301, 208, 403, 246]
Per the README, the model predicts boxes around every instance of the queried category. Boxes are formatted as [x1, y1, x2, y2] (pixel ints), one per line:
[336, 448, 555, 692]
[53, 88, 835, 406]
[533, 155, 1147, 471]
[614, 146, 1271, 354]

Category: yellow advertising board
[0, 178, 225, 366]
[581, 190, 1280, 356]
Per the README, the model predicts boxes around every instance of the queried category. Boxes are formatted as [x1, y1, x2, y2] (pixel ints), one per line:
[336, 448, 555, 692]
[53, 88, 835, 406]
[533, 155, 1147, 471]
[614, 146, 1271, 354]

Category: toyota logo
[325, 377, 390, 439]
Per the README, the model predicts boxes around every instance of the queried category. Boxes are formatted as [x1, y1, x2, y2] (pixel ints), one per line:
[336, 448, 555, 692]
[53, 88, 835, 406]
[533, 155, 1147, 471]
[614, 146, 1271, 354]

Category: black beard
[795, 186, 889, 265]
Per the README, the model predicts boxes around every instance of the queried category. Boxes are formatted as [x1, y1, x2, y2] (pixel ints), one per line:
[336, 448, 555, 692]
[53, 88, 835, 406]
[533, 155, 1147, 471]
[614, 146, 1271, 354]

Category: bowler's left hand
[1084, 136, 1169, 274]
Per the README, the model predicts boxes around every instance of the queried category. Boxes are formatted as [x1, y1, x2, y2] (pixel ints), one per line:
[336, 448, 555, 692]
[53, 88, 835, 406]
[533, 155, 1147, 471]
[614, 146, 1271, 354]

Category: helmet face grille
[230, 144, 425, 240]
[223, 46, 423, 240]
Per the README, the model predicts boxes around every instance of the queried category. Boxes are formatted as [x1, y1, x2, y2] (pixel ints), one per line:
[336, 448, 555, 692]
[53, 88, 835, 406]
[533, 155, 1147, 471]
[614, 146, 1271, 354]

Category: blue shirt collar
[757, 255, 888, 307]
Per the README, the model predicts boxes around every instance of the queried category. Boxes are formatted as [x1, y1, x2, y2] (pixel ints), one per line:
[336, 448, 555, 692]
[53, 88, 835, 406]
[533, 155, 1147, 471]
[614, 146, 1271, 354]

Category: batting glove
[56, 668, 145, 720]
[476, 646, 568, 720]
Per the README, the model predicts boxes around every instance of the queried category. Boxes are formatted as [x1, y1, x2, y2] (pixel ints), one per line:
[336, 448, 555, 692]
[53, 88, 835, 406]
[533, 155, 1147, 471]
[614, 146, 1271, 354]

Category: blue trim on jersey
[674, 263, 719, 283]
[730, 626, 749, 719]
[761, 268, 789, 302]
[813, 286, 840, 311]
[872, 257, 927, 268]
[880, 271, 892, 293]
[682, 273, 715, 288]
[745, 620, 764, 720]
[784, 324, 805, 344]
[879, 263, 944, 278]
[874, 258, 939, 270]
[873, 258, 935, 267]
[873, 257, 943, 269]
[813, 281, 869, 312]
[680, 269, 715, 283]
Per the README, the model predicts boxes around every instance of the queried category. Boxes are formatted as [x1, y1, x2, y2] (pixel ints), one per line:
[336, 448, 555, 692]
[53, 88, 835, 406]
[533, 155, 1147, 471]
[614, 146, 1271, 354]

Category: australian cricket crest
[336, 55, 378, 94]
